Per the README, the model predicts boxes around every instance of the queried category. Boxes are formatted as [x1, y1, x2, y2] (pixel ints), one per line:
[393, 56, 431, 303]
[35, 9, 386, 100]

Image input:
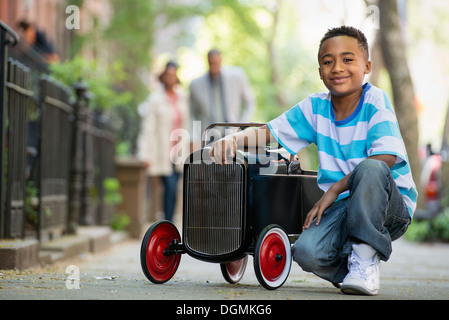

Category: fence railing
[34, 76, 73, 240]
[1, 22, 28, 239]
[1, 20, 116, 241]
[2, 59, 32, 239]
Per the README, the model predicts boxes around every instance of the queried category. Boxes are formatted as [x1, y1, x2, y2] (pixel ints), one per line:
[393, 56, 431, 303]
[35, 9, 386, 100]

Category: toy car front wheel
[220, 255, 248, 284]
[140, 220, 181, 284]
[254, 224, 292, 290]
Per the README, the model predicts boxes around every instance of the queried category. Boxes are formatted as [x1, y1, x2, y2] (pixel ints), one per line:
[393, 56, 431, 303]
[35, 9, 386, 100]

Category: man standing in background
[189, 49, 256, 143]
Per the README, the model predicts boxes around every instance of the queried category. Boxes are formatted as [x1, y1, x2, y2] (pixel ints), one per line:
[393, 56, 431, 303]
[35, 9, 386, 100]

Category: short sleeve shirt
[267, 83, 417, 217]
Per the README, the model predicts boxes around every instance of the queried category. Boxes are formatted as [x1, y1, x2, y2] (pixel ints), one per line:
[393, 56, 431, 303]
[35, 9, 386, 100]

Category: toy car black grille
[185, 162, 244, 255]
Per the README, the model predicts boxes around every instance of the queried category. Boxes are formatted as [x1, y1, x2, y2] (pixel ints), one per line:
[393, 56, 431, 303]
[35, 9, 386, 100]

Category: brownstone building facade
[0, 0, 73, 61]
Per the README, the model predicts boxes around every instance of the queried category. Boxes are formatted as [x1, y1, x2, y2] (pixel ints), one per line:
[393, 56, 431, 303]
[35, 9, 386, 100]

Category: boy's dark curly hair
[319, 26, 369, 59]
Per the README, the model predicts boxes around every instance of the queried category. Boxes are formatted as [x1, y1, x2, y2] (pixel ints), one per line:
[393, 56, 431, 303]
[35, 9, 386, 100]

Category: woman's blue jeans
[292, 159, 412, 283]
[161, 170, 180, 222]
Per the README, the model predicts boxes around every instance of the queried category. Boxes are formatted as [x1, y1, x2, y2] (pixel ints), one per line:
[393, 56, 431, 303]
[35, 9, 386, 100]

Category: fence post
[0, 25, 8, 239]
[68, 79, 88, 234]
[1, 21, 19, 239]
[80, 92, 95, 226]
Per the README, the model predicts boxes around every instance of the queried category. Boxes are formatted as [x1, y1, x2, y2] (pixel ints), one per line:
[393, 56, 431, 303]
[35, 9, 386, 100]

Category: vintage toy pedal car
[140, 123, 323, 290]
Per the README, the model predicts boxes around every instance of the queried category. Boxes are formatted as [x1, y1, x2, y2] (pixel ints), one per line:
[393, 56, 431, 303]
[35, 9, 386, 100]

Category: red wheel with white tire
[140, 220, 181, 284]
[254, 224, 291, 290]
[220, 255, 248, 284]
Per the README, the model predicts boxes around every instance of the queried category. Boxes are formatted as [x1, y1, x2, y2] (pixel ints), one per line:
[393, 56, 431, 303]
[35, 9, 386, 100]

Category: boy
[209, 26, 417, 296]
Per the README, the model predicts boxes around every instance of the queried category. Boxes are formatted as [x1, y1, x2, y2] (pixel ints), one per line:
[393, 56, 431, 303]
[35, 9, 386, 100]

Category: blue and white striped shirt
[267, 83, 417, 217]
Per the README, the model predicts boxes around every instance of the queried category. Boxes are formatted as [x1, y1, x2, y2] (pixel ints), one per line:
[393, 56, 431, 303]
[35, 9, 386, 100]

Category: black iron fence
[1, 20, 116, 241]
[1, 57, 32, 239]
[33, 76, 73, 240]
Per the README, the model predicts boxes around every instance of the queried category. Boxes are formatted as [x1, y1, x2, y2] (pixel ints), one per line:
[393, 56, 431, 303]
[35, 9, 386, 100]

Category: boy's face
[318, 36, 371, 97]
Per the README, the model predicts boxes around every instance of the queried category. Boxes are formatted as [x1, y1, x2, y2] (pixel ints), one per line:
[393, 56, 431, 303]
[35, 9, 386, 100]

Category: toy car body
[140, 123, 323, 289]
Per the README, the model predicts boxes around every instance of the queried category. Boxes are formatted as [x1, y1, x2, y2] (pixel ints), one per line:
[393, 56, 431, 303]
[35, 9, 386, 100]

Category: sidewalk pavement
[72, 234, 449, 300]
[0, 224, 448, 300]
[0, 226, 128, 270]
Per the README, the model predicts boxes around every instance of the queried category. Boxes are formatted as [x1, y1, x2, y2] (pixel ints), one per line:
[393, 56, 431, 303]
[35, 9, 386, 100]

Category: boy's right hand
[303, 188, 338, 230]
[209, 136, 237, 165]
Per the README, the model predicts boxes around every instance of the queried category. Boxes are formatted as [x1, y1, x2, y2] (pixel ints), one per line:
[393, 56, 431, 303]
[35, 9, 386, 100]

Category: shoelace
[348, 255, 377, 281]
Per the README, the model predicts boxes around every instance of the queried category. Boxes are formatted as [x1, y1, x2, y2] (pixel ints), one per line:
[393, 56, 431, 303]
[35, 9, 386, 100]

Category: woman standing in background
[137, 61, 190, 222]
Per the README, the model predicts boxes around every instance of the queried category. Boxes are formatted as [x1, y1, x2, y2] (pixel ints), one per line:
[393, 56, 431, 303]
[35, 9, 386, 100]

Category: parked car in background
[416, 101, 449, 219]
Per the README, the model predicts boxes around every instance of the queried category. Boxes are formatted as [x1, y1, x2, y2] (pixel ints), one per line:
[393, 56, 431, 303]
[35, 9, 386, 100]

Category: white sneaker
[341, 243, 380, 296]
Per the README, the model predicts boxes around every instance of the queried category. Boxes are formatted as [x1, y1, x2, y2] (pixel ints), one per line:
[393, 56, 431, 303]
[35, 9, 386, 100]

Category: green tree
[49, 56, 131, 111]
[104, 0, 157, 104]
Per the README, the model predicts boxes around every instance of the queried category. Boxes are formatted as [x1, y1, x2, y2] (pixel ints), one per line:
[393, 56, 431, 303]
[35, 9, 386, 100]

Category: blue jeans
[161, 169, 180, 222]
[292, 159, 412, 283]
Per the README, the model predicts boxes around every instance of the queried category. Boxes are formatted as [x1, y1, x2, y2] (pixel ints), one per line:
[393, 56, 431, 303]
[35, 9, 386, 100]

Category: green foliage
[104, 0, 156, 66]
[405, 183, 449, 242]
[404, 219, 431, 242]
[405, 208, 449, 242]
[66, 0, 158, 155]
[25, 180, 39, 226]
[115, 141, 131, 157]
[110, 213, 130, 231]
[102, 177, 128, 231]
[432, 209, 449, 240]
[103, 177, 122, 205]
[48, 56, 131, 111]
[103, 0, 156, 105]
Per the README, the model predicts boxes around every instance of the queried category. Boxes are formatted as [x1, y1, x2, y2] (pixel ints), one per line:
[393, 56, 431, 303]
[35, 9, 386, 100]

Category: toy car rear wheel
[254, 224, 292, 290]
[220, 255, 248, 284]
[140, 220, 181, 284]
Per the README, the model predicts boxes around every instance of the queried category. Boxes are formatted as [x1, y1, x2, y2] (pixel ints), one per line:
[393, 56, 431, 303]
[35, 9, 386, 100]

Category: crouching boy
[209, 26, 417, 295]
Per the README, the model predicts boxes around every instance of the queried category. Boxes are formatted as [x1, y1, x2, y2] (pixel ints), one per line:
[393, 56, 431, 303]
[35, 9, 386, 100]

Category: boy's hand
[209, 136, 237, 165]
[303, 172, 349, 230]
[302, 155, 394, 231]
[303, 185, 340, 230]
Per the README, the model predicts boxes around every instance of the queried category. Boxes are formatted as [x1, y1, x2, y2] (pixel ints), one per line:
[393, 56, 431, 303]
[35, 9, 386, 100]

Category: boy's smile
[318, 36, 371, 98]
